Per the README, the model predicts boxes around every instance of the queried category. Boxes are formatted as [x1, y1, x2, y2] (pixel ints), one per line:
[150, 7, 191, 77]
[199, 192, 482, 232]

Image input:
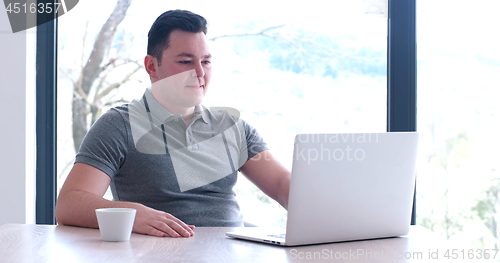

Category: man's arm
[55, 163, 195, 238]
[239, 150, 291, 209]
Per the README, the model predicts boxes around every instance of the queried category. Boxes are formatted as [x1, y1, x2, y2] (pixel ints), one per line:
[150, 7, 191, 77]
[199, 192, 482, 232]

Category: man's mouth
[186, 84, 204, 88]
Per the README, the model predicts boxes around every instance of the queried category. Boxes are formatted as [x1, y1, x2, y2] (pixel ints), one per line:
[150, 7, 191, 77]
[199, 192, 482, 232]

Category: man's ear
[144, 55, 159, 80]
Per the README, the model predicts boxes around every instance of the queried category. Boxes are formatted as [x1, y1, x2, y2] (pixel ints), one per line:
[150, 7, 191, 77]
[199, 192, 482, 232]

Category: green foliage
[417, 131, 472, 239]
[473, 178, 500, 245]
[231, 24, 386, 77]
[427, 132, 470, 171]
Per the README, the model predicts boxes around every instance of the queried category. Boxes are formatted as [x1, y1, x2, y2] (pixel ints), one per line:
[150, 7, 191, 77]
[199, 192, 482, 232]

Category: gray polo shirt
[75, 88, 268, 226]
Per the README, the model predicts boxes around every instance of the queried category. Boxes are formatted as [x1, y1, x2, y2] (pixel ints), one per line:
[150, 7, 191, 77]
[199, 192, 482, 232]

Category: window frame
[387, 0, 417, 224]
[35, 0, 57, 225]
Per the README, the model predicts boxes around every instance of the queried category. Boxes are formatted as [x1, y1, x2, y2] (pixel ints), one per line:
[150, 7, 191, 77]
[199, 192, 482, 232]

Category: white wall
[0, 4, 34, 225]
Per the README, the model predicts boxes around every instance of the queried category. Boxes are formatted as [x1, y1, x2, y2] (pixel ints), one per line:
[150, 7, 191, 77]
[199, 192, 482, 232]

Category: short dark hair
[147, 10, 208, 64]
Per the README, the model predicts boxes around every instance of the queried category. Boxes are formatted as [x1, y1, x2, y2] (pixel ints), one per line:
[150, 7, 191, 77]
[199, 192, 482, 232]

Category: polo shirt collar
[194, 104, 213, 124]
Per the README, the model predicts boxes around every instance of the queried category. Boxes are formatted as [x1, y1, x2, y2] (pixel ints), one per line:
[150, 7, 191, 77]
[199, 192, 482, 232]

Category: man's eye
[179, 61, 191, 64]
[203, 61, 211, 65]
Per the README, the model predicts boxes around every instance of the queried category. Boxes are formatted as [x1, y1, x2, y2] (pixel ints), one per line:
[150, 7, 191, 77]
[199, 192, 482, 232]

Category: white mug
[95, 208, 136, 241]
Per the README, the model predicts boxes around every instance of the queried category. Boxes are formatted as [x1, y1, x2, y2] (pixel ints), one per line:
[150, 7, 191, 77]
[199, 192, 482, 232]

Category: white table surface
[0, 224, 467, 263]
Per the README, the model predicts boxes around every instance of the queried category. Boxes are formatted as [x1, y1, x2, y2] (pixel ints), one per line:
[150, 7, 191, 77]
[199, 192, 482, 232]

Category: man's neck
[150, 87, 196, 126]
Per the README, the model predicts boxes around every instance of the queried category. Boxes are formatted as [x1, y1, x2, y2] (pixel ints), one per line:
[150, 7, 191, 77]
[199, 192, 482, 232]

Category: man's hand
[133, 204, 195, 237]
[56, 163, 195, 238]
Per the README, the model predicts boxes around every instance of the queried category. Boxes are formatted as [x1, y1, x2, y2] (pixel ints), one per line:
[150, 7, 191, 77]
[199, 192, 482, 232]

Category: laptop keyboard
[268, 233, 286, 239]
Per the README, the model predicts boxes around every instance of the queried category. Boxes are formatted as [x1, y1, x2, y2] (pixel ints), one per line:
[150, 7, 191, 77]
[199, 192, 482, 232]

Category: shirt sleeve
[75, 108, 128, 179]
[242, 119, 269, 162]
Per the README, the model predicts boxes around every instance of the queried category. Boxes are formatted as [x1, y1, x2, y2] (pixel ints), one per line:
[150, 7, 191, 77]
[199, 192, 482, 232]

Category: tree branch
[93, 64, 142, 103]
[93, 58, 142, 101]
[80, 0, 132, 96]
[208, 25, 286, 41]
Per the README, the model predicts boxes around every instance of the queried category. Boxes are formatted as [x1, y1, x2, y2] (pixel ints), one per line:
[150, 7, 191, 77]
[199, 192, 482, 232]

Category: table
[0, 224, 462, 262]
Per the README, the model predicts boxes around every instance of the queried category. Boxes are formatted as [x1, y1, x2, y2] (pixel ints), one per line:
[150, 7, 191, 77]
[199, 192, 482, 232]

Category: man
[55, 10, 290, 238]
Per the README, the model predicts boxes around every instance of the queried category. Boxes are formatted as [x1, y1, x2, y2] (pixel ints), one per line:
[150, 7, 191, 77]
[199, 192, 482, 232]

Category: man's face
[148, 30, 212, 110]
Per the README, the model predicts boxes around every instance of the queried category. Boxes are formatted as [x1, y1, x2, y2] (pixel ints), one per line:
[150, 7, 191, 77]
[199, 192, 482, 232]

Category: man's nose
[194, 63, 205, 78]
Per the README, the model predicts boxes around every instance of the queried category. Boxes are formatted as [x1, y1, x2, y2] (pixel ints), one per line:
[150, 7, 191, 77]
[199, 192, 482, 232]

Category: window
[57, 0, 388, 227]
[417, 0, 500, 248]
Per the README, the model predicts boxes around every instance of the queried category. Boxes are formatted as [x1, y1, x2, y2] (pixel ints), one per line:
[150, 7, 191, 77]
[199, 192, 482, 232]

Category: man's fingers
[154, 219, 191, 238]
[133, 206, 195, 238]
[133, 223, 166, 237]
[164, 214, 195, 236]
[152, 220, 180, 237]
[143, 225, 167, 237]
[167, 220, 193, 237]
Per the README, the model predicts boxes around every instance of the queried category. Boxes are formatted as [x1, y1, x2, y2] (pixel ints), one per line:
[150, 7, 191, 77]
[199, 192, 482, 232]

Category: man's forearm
[55, 190, 140, 228]
[278, 173, 291, 210]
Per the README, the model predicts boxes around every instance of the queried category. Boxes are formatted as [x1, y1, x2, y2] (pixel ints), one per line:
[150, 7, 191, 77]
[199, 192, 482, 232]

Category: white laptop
[226, 132, 419, 246]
